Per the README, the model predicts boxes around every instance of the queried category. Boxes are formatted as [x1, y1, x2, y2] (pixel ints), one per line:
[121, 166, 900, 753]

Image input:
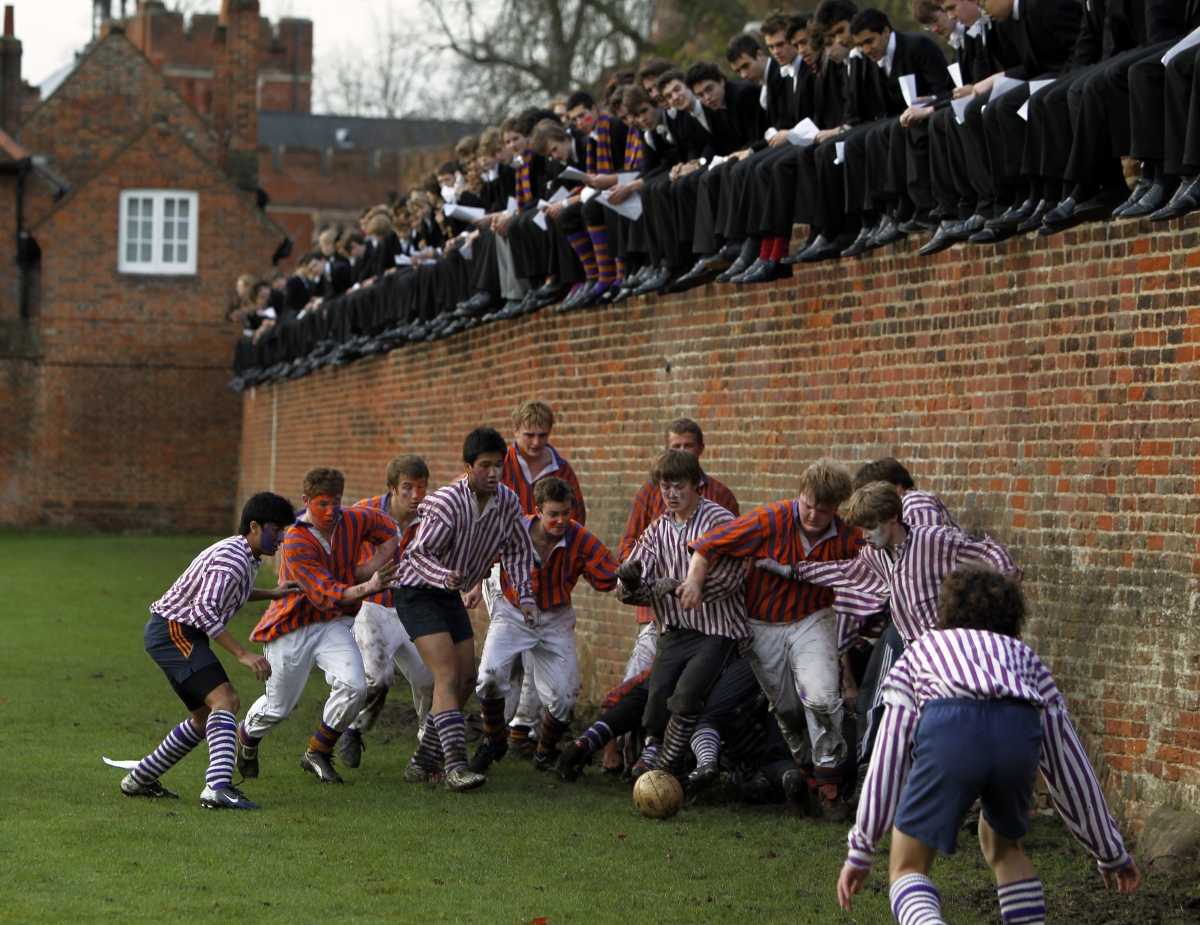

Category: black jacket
[703, 79, 767, 157]
[640, 117, 684, 176]
[668, 105, 714, 162]
[1005, 0, 1083, 79]
[846, 32, 954, 124]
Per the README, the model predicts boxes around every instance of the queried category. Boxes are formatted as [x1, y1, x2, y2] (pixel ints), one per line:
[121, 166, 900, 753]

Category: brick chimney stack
[0, 6, 22, 137]
[218, 0, 258, 190]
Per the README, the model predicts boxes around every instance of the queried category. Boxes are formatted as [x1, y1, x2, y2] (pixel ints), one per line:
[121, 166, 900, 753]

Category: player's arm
[680, 510, 765, 609]
[212, 629, 271, 681]
[617, 484, 654, 561]
[953, 534, 1024, 582]
[246, 582, 300, 602]
[616, 533, 659, 605]
[580, 533, 620, 593]
[498, 516, 538, 620]
[290, 543, 396, 613]
[354, 534, 400, 582]
[402, 508, 457, 589]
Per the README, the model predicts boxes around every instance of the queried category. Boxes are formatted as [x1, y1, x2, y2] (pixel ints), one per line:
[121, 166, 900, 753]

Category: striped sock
[130, 718, 204, 785]
[638, 738, 659, 768]
[204, 709, 237, 791]
[614, 256, 626, 287]
[579, 721, 612, 754]
[996, 877, 1046, 924]
[587, 225, 615, 287]
[433, 710, 468, 773]
[537, 710, 571, 759]
[890, 873, 945, 925]
[411, 714, 444, 770]
[657, 714, 698, 772]
[567, 232, 599, 280]
[477, 695, 507, 745]
[509, 724, 532, 744]
[771, 235, 790, 260]
[309, 720, 341, 755]
[759, 236, 774, 260]
[814, 766, 842, 790]
[690, 727, 721, 765]
[237, 722, 260, 748]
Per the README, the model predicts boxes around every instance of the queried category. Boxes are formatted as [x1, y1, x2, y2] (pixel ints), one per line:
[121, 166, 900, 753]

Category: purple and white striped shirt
[397, 478, 535, 607]
[792, 525, 1022, 643]
[902, 490, 960, 531]
[848, 628, 1130, 874]
[625, 498, 750, 639]
[151, 535, 260, 639]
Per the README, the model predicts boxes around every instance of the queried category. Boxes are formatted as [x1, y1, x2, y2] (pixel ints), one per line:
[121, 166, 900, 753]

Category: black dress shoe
[872, 214, 907, 247]
[1121, 179, 1178, 219]
[667, 261, 718, 292]
[987, 198, 1038, 231]
[454, 291, 495, 314]
[1149, 175, 1200, 221]
[1016, 200, 1055, 233]
[702, 243, 741, 271]
[494, 299, 525, 320]
[800, 232, 852, 263]
[1037, 196, 1082, 235]
[646, 268, 683, 294]
[1113, 175, 1155, 218]
[635, 267, 673, 294]
[715, 256, 750, 283]
[729, 257, 766, 283]
[897, 214, 937, 234]
[1073, 185, 1132, 223]
[781, 237, 820, 264]
[918, 222, 959, 256]
[840, 224, 878, 258]
[739, 258, 792, 284]
[533, 283, 571, 308]
[968, 224, 1020, 245]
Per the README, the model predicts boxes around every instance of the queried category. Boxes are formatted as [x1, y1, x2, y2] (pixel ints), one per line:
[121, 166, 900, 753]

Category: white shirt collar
[516, 449, 560, 484]
[967, 11, 991, 38]
[948, 22, 965, 49]
[1012, 0, 1021, 20]
[690, 97, 711, 132]
[877, 30, 898, 76]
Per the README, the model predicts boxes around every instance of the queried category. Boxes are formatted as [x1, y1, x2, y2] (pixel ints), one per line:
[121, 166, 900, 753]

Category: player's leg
[887, 831, 943, 925]
[342, 601, 405, 768]
[657, 632, 736, 774]
[636, 628, 698, 777]
[470, 609, 530, 771]
[302, 616, 370, 783]
[685, 657, 760, 793]
[979, 819, 1042, 924]
[197, 682, 261, 810]
[528, 609, 581, 770]
[743, 620, 811, 759]
[238, 626, 317, 778]
[557, 682, 649, 782]
[788, 609, 849, 820]
[508, 655, 544, 758]
[390, 633, 435, 731]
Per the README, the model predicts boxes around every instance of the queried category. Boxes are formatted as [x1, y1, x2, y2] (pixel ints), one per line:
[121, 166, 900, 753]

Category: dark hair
[854, 457, 915, 492]
[534, 476, 575, 508]
[637, 58, 675, 83]
[685, 62, 724, 89]
[566, 91, 596, 111]
[623, 85, 655, 112]
[936, 568, 1026, 639]
[531, 118, 570, 155]
[386, 454, 429, 488]
[724, 34, 763, 64]
[650, 449, 703, 486]
[761, 9, 793, 36]
[519, 107, 560, 137]
[814, 0, 860, 30]
[239, 491, 296, 534]
[850, 8, 891, 33]
[436, 160, 458, 177]
[655, 68, 687, 96]
[787, 12, 812, 40]
[463, 427, 508, 465]
[297, 250, 322, 268]
[667, 417, 704, 447]
[302, 467, 344, 498]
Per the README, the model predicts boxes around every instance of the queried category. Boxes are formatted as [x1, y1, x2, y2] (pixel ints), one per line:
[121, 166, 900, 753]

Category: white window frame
[118, 189, 199, 275]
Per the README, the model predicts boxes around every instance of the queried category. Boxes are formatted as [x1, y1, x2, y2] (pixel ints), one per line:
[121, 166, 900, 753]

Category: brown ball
[633, 769, 684, 819]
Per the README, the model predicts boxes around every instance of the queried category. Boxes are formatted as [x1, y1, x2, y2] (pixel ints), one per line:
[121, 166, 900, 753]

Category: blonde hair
[796, 459, 854, 508]
[843, 481, 904, 527]
[317, 228, 338, 249]
[512, 400, 555, 429]
[366, 213, 394, 237]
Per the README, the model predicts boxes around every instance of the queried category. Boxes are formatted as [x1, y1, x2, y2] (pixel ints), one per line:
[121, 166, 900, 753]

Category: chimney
[0, 5, 21, 136]
[219, 0, 258, 190]
[210, 19, 228, 143]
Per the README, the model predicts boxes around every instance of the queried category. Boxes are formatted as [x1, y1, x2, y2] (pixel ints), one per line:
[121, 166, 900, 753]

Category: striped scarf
[515, 148, 534, 208]
[623, 127, 643, 171]
[587, 113, 615, 175]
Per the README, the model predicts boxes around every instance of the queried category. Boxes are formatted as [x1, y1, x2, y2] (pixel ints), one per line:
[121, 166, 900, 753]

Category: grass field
[1, 530, 1195, 924]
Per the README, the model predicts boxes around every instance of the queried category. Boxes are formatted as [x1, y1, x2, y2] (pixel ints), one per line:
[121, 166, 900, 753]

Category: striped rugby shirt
[620, 471, 739, 625]
[500, 443, 587, 525]
[151, 535, 261, 638]
[902, 490, 961, 530]
[397, 478, 536, 607]
[500, 517, 619, 611]
[352, 493, 420, 608]
[791, 524, 1022, 643]
[625, 498, 750, 639]
[690, 503, 864, 623]
[251, 505, 397, 643]
[848, 628, 1130, 874]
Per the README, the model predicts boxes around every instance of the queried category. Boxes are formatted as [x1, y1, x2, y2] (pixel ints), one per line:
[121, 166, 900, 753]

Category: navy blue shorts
[893, 698, 1042, 854]
[143, 613, 230, 711]
[396, 586, 474, 644]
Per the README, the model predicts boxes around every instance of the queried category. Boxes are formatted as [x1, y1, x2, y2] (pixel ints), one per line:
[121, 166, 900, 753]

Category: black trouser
[595, 682, 650, 737]
[818, 122, 875, 231]
[468, 228, 502, 298]
[982, 80, 1036, 211]
[717, 148, 778, 243]
[1022, 66, 1091, 197]
[855, 622, 905, 765]
[693, 657, 764, 741]
[692, 161, 730, 254]
[544, 213, 587, 285]
[929, 106, 966, 218]
[1149, 47, 1200, 175]
[756, 143, 805, 238]
[670, 169, 705, 262]
[900, 117, 935, 214]
[642, 628, 736, 739]
[960, 90, 996, 216]
[640, 171, 674, 266]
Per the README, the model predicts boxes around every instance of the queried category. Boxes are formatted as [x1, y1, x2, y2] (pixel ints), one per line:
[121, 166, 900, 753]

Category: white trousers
[243, 617, 368, 739]
[621, 621, 659, 680]
[348, 601, 435, 733]
[743, 609, 846, 769]
[482, 563, 544, 730]
[476, 597, 580, 721]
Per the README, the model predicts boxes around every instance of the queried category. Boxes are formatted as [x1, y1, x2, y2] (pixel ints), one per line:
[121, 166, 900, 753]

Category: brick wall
[235, 218, 1200, 829]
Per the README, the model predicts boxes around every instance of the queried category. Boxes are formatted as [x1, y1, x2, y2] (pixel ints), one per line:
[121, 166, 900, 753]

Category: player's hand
[767, 131, 791, 147]
[755, 558, 795, 580]
[814, 127, 842, 145]
[836, 862, 869, 911]
[240, 651, 272, 682]
[616, 559, 643, 591]
[461, 584, 483, 610]
[1102, 857, 1140, 894]
[445, 570, 464, 590]
[675, 577, 703, 611]
[843, 676, 859, 713]
[954, 84, 974, 99]
[271, 580, 301, 599]
[521, 605, 538, 627]
[652, 577, 681, 600]
[608, 184, 632, 205]
[367, 561, 398, 593]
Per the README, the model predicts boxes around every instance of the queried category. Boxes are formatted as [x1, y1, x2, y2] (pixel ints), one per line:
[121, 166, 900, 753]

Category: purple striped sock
[579, 722, 612, 754]
[996, 877, 1045, 924]
[204, 709, 237, 791]
[567, 231, 598, 280]
[657, 714, 697, 771]
[690, 727, 721, 765]
[890, 873, 945, 925]
[477, 696, 507, 745]
[131, 718, 204, 785]
[587, 225, 615, 286]
[433, 710, 468, 773]
[411, 714, 444, 769]
[537, 710, 571, 758]
[309, 720, 341, 755]
[237, 722, 260, 748]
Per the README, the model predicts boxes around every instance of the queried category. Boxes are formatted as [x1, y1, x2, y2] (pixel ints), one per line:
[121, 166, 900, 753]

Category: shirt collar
[791, 502, 840, 555]
[523, 514, 570, 564]
[877, 30, 897, 76]
[515, 445, 561, 484]
[948, 22, 965, 49]
[1012, 0, 1020, 19]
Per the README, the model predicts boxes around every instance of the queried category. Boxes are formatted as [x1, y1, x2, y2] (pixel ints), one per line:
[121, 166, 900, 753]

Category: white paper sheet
[598, 189, 643, 221]
[534, 200, 551, 230]
[899, 74, 919, 107]
[707, 155, 727, 170]
[580, 186, 599, 202]
[557, 165, 591, 183]
[445, 203, 485, 222]
[948, 62, 963, 89]
[834, 141, 846, 165]
[952, 95, 972, 125]
[988, 74, 1024, 104]
[786, 117, 821, 147]
[506, 196, 519, 213]
[1163, 25, 1200, 66]
[1017, 78, 1055, 120]
[549, 185, 570, 202]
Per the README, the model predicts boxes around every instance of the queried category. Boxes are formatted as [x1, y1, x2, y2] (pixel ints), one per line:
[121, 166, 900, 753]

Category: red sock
[771, 235, 790, 260]
[758, 236, 774, 260]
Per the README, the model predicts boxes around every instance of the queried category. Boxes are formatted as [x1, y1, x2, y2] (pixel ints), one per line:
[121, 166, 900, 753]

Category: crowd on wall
[227, 0, 1200, 392]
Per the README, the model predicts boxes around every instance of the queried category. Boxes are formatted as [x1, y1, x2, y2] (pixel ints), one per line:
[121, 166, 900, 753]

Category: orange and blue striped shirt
[500, 516, 619, 611]
[500, 443, 587, 525]
[352, 493, 420, 608]
[691, 503, 864, 624]
[619, 471, 739, 624]
[251, 505, 397, 643]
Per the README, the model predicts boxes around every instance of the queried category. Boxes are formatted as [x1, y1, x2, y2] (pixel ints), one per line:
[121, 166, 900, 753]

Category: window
[118, 190, 198, 275]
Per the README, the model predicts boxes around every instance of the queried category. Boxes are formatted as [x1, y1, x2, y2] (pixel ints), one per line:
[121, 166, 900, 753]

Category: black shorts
[143, 613, 230, 711]
[396, 586, 475, 644]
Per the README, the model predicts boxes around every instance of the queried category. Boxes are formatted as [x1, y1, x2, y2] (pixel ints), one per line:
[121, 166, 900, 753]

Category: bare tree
[317, 2, 430, 119]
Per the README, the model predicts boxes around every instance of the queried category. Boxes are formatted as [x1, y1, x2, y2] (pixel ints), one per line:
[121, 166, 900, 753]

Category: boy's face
[466, 452, 505, 495]
[855, 28, 891, 63]
[797, 491, 837, 537]
[568, 104, 599, 133]
[537, 499, 573, 538]
[249, 521, 287, 557]
[392, 477, 428, 518]
[982, 0, 1014, 21]
[942, 0, 982, 26]
[730, 52, 766, 84]
[666, 430, 704, 457]
[634, 102, 662, 132]
[693, 78, 725, 110]
[503, 131, 529, 155]
[307, 257, 324, 277]
[551, 137, 573, 161]
[514, 420, 551, 460]
[303, 492, 342, 532]
[824, 20, 854, 61]
[792, 28, 815, 65]
[437, 172, 455, 189]
[861, 517, 897, 550]
[662, 79, 693, 112]
[764, 30, 798, 67]
[658, 478, 700, 515]
[642, 75, 663, 103]
[925, 10, 954, 37]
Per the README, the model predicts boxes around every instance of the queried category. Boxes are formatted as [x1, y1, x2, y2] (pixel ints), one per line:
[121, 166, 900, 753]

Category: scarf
[623, 126, 643, 171]
[515, 148, 534, 208]
[588, 112, 615, 175]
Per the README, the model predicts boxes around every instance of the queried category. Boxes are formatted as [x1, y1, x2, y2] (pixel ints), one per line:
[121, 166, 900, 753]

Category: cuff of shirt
[203, 622, 226, 640]
[764, 127, 778, 140]
[518, 593, 536, 609]
[1096, 852, 1132, 874]
[845, 848, 874, 871]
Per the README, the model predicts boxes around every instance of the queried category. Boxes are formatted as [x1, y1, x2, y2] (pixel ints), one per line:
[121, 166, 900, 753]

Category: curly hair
[936, 567, 1026, 638]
